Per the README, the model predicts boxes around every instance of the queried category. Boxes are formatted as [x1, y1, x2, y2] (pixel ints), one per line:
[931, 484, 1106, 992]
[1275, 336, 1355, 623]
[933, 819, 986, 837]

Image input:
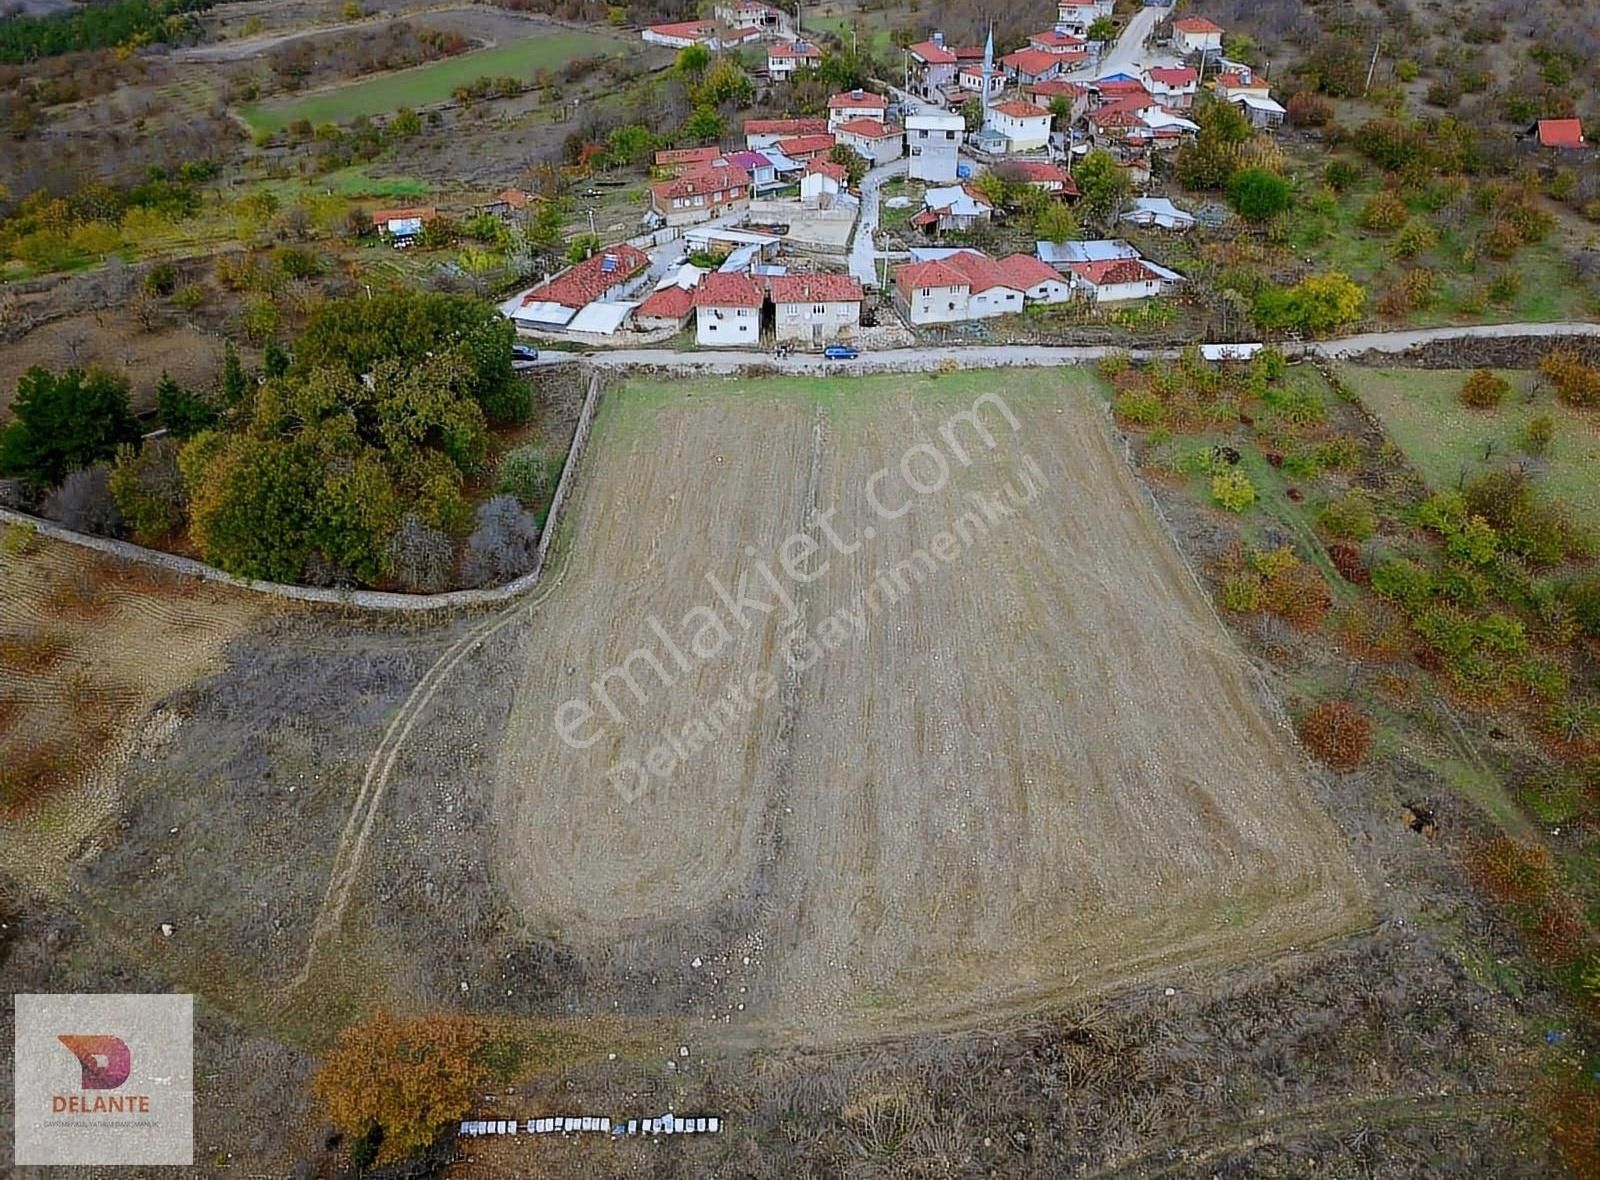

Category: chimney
[932, 29, 944, 48]
[852, 88, 863, 99]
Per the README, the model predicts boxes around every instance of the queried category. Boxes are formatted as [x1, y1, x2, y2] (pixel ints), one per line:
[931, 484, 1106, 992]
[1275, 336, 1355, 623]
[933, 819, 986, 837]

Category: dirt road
[556, 321, 1600, 375]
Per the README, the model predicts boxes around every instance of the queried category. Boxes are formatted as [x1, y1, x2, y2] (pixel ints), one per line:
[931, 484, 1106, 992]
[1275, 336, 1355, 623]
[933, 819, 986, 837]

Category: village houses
[649, 161, 751, 226]
[767, 40, 822, 82]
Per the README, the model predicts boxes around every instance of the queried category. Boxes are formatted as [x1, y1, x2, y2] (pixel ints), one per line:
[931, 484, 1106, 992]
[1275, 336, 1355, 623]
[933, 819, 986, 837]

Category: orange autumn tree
[313, 1009, 490, 1164]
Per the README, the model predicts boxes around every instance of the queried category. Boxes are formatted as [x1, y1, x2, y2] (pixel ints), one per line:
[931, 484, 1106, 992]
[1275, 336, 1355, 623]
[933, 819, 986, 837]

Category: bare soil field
[0, 537, 267, 890]
[0, 310, 224, 419]
[493, 370, 1368, 1041]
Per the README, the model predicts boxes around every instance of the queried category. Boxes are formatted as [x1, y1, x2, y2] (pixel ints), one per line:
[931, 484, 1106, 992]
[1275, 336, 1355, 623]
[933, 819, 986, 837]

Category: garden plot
[493, 370, 1366, 1041]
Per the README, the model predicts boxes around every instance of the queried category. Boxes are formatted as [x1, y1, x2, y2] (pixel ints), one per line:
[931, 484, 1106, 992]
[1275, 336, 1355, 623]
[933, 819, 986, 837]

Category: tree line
[0, 0, 214, 65]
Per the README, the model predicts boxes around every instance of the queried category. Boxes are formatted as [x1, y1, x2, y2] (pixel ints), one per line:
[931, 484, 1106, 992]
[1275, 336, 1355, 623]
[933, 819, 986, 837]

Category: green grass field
[1340, 366, 1600, 529]
[1287, 167, 1594, 327]
[239, 28, 626, 132]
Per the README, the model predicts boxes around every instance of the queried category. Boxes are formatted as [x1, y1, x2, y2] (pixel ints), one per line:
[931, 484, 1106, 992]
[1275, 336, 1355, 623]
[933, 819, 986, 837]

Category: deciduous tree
[313, 1010, 490, 1165]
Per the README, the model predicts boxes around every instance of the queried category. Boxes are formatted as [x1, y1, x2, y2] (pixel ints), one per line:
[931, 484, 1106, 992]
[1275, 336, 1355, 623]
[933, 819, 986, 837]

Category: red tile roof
[908, 39, 957, 64]
[1144, 65, 1197, 87]
[493, 189, 529, 208]
[767, 273, 863, 303]
[991, 100, 1052, 120]
[894, 258, 969, 296]
[651, 164, 751, 202]
[805, 158, 848, 182]
[371, 205, 437, 224]
[655, 146, 722, 166]
[996, 252, 1065, 290]
[526, 243, 651, 309]
[942, 250, 1022, 294]
[775, 134, 836, 156]
[952, 44, 986, 60]
[834, 118, 899, 139]
[1538, 118, 1585, 149]
[1028, 79, 1089, 99]
[1029, 29, 1084, 48]
[1002, 48, 1064, 77]
[1004, 160, 1076, 192]
[634, 284, 696, 321]
[770, 41, 822, 59]
[1071, 258, 1158, 286]
[1173, 16, 1224, 33]
[745, 117, 829, 137]
[828, 89, 886, 109]
[1095, 79, 1152, 99]
[695, 272, 766, 308]
[646, 20, 717, 39]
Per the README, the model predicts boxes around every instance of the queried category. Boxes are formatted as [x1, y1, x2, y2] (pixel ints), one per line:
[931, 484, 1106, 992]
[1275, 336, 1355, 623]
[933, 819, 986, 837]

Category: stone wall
[0, 373, 606, 613]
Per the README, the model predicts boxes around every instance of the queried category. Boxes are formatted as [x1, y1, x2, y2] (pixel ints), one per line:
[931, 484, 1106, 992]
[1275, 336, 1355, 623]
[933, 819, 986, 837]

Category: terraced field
[238, 25, 628, 132]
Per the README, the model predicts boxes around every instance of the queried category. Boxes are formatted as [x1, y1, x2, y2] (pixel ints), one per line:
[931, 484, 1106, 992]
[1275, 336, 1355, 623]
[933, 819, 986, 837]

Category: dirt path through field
[491, 372, 1366, 1043]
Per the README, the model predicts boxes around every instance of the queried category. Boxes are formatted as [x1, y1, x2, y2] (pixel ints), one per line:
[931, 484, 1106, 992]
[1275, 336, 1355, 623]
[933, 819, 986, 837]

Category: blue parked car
[822, 344, 859, 360]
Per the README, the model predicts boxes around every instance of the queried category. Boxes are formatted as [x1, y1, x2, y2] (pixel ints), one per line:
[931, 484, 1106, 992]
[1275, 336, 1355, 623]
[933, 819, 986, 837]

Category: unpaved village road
[551, 321, 1600, 376]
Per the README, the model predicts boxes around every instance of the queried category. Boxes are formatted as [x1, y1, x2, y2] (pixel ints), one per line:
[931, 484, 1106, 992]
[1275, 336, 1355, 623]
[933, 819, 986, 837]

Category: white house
[833, 118, 903, 165]
[998, 252, 1074, 303]
[892, 250, 1030, 323]
[957, 61, 1009, 97]
[1141, 65, 1198, 108]
[768, 273, 863, 343]
[1067, 257, 1168, 302]
[1055, 0, 1112, 35]
[983, 100, 1053, 152]
[641, 20, 720, 48]
[714, 0, 788, 35]
[906, 111, 966, 181]
[826, 89, 888, 130]
[694, 272, 765, 346]
[768, 40, 822, 81]
[1171, 15, 1224, 56]
[894, 258, 972, 325]
[799, 158, 847, 201]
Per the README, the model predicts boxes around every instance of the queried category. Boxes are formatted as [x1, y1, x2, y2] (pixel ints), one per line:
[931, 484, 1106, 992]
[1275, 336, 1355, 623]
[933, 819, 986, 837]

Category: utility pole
[1364, 36, 1381, 95]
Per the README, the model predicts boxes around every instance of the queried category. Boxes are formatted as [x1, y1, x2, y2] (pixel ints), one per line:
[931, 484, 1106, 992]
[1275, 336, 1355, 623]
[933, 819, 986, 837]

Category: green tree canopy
[291, 291, 522, 425]
[1227, 167, 1292, 221]
[1073, 150, 1131, 226]
[0, 366, 141, 486]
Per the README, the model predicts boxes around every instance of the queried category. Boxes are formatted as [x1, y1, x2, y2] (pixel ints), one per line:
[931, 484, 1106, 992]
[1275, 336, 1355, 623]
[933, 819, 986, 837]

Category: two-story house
[905, 111, 965, 181]
[649, 162, 752, 226]
[693, 272, 765, 346]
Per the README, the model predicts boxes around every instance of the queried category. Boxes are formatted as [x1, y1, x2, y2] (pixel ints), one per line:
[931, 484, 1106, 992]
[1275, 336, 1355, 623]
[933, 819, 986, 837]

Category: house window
[919, 129, 929, 139]
[944, 130, 955, 140]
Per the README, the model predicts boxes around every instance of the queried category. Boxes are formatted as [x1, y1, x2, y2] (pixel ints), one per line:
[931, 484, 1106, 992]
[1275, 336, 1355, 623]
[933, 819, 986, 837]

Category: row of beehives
[460, 1115, 722, 1137]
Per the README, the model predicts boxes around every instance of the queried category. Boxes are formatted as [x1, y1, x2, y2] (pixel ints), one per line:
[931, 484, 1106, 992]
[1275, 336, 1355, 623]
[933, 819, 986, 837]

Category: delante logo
[58, 1035, 132, 1090]
[15, 993, 193, 1165]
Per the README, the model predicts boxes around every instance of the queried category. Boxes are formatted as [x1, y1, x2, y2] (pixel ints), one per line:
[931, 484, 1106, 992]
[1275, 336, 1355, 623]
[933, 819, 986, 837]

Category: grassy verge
[1339, 365, 1600, 530]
